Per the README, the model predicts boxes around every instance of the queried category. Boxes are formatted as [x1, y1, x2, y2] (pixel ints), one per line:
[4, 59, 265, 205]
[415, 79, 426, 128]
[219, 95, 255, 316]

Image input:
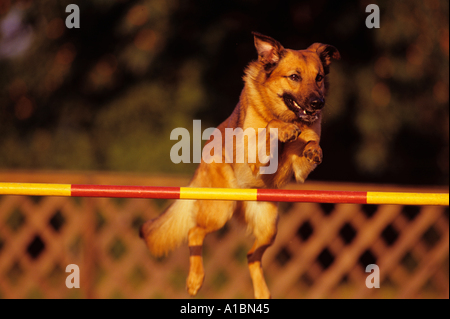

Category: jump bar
[0, 182, 448, 206]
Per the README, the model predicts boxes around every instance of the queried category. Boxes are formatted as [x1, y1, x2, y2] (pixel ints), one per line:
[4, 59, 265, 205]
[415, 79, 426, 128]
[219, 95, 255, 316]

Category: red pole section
[257, 189, 368, 204]
[71, 185, 181, 199]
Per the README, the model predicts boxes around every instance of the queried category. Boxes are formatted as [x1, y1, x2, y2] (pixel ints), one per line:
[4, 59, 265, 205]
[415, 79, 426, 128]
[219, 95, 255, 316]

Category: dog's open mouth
[281, 93, 321, 123]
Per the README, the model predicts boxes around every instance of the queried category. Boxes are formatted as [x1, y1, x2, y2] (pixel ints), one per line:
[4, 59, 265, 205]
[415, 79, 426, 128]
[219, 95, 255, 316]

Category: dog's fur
[140, 33, 340, 298]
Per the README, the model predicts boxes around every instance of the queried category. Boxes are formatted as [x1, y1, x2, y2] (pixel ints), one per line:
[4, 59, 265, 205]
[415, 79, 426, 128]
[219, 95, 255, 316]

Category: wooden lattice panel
[0, 195, 88, 298]
[0, 171, 448, 299]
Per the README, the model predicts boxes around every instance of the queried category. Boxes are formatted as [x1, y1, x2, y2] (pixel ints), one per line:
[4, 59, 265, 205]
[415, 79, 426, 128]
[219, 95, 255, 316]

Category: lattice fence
[0, 171, 448, 298]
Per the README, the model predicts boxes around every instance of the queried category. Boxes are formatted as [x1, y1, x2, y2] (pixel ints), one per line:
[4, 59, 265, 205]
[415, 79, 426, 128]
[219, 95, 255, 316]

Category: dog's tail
[139, 199, 196, 257]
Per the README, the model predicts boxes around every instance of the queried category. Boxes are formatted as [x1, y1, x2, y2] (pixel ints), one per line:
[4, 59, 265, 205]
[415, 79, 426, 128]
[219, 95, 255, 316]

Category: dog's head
[246, 32, 340, 124]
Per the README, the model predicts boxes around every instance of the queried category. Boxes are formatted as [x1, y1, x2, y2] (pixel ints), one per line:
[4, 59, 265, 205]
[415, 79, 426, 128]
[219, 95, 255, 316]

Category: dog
[140, 32, 340, 299]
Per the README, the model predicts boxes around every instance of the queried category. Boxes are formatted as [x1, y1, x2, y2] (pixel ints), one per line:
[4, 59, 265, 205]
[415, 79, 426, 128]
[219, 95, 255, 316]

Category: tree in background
[0, 0, 448, 185]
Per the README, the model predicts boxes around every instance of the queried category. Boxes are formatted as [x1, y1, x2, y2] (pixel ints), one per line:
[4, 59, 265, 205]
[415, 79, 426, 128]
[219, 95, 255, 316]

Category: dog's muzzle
[282, 93, 324, 123]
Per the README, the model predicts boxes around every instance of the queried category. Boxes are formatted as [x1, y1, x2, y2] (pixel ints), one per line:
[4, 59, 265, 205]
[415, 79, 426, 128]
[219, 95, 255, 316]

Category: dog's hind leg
[186, 226, 207, 296]
[186, 199, 236, 296]
[244, 201, 278, 299]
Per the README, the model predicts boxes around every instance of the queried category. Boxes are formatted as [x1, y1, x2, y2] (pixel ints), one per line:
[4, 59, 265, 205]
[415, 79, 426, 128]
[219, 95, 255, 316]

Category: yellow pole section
[0, 182, 71, 197]
[180, 187, 258, 201]
[367, 192, 449, 206]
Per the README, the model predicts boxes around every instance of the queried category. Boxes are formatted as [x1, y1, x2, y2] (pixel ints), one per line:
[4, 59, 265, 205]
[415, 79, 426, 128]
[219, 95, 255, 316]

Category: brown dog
[140, 32, 340, 298]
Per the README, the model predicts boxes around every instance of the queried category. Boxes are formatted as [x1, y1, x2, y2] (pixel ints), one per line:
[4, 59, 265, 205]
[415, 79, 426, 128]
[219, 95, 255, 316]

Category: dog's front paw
[278, 123, 301, 143]
[303, 143, 322, 164]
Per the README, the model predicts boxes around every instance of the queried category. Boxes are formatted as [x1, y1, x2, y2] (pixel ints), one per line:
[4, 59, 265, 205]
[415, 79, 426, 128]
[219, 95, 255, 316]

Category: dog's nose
[310, 98, 325, 109]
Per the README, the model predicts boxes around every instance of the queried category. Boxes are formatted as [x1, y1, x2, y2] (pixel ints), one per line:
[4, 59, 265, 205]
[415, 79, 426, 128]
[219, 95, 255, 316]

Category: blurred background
[0, 0, 448, 185]
[0, 0, 448, 299]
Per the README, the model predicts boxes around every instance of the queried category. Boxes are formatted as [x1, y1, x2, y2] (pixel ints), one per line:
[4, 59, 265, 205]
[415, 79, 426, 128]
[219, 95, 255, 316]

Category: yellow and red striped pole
[0, 182, 448, 206]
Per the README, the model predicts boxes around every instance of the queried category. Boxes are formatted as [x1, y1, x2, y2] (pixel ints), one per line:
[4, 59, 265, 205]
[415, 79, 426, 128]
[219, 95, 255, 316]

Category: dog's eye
[289, 74, 300, 82]
[316, 74, 324, 82]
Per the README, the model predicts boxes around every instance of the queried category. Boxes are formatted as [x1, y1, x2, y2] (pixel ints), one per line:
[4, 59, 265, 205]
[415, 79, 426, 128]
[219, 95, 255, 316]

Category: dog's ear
[308, 43, 340, 74]
[252, 32, 285, 71]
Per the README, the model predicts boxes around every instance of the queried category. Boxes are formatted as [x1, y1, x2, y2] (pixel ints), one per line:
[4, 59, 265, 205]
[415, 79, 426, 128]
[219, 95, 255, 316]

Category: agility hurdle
[0, 182, 448, 205]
